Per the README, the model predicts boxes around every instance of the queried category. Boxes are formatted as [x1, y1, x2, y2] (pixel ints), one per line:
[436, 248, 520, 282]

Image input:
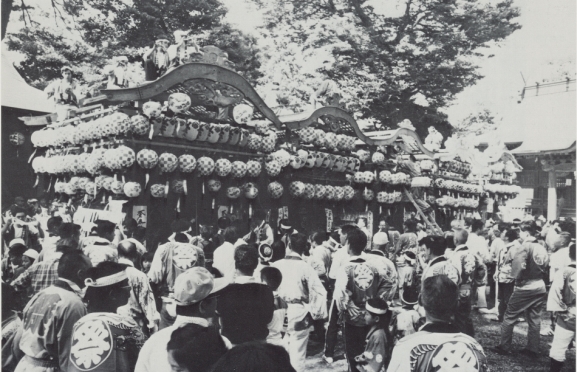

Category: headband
[85, 271, 127, 288]
[366, 303, 388, 315]
[280, 224, 291, 230]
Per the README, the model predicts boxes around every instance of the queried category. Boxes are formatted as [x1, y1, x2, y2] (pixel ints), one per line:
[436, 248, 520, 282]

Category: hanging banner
[486, 198, 494, 213]
[133, 206, 148, 228]
[367, 210, 374, 245]
[325, 209, 333, 232]
[283, 206, 289, 219]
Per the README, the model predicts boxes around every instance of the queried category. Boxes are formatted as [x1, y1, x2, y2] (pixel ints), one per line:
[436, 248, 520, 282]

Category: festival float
[24, 44, 521, 242]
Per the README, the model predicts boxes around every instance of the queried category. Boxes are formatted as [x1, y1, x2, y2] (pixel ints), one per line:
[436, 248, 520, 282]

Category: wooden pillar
[548, 169, 557, 220]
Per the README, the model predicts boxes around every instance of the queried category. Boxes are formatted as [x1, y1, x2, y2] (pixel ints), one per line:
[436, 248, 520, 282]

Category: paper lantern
[314, 152, 328, 168]
[111, 180, 125, 194]
[254, 122, 269, 135]
[168, 92, 191, 114]
[343, 186, 355, 200]
[142, 101, 163, 118]
[372, 152, 385, 165]
[103, 148, 121, 170]
[131, 115, 150, 136]
[150, 184, 166, 198]
[303, 183, 315, 200]
[356, 150, 370, 163]
[215, 158, 233, 177]
[230, 160, 245, 178]
[268, 182, 283, 199]
[172, 180, 185, 194]
[136, 149, 158, 169]
[333, 156, 347, 172]
[247, 134, 262, 151]
[54, 181, 66, 194]
[325, 185, 335, 200]
[333, 186, 344, 201]
[315, 185, 327, 200]
[207, 124, 221, 144]
[179, 154, 196, 173]
[297, 149, 308, 162]
[244, 183, 259, 199]
[265, 160, 282, 177]
[272, 149, 291, 168]
[122, 182, 140, 198]
[260, 135, 276, 153]
[313, 129, 326, 148]
[64, 183, 77, 195]
[77, 177, 90, 190]
[377, 191, 387, 203]
[85, 181, 97, 195]
[101, 176, 114, 191]
[324, 132, 338, 150]
[336, 134, 348, 150]
[232, 104, 254, 124]
[31, 157, 46, 173]
[298, 127, 315, 144]
[197, 157, 215, 176]
[116, 146, 135, 168]
[304, 152, 317, 168]
[353, 172, 365, 184]
[158, 153, 178, 173]
[95, 175, 107, 189]
[69, 177, 81, 191]
[246, 160, 261, 177]
[226, 187, 241, 199]
[363, 189, 374, 201]
[207, 179, 222, 192]
[290, 155, 304, 170]
[379, 170, 392, 184]
[69, 155, 85, 174]
[31, 131, 44, 147]
[111, 112, 131, 135]
[289, 181, 305, 197]
[363, 171, 375, 183]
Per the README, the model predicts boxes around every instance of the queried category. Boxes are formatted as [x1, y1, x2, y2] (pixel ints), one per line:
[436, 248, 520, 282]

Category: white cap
[373, 232, 389, 245]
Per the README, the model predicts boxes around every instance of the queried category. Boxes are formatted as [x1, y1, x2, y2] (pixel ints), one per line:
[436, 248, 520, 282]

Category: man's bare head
[453, 228, 469, 246]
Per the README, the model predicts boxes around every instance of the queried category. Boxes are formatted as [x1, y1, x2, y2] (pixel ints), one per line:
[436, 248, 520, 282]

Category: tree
[250, 0, 521, 139]
[451, 108, 499, 138]
[5, 0, 261, 90]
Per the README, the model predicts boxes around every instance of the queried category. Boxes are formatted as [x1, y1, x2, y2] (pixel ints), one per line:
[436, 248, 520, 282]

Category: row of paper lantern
[434, 179, 484, 194]
[31, 112, 135, 148]
[54, 176, 142, 198]
[288, 181, 355, 201]
[434, 195, 480, 209]
[298, 127, 356, 152]
[30, 112, 280, 155]
[484, 183, 522, 195]
[149, 116, 279, 153]
[353, 171, 411, 185]
[439, 160, 472, 175]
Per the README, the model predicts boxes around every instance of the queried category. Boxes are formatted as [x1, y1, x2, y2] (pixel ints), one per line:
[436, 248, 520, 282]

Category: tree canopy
[251, 0, 521, 139]
[5, 0, 261, 89]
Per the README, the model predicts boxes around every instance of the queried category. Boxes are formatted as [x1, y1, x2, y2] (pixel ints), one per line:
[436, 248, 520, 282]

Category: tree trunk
[1, 0, 14, 40]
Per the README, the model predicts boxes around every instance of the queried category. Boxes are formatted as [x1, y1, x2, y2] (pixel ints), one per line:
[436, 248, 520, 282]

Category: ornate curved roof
[84, 63, 283, 129]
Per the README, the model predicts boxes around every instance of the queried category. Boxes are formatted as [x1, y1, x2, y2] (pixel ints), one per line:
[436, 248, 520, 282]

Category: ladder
[403, 187, 444, 236]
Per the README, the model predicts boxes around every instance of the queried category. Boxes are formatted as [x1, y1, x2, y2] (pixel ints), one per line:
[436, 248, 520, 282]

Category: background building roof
[499, 82, 575, 155]
[1, 52, 53, 113]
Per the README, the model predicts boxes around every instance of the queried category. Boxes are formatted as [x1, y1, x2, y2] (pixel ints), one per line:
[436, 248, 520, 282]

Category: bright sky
[221, 0, 576, 127]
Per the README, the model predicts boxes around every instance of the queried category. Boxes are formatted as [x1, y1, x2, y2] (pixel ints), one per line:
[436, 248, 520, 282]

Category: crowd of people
[1, 195, 575, 372]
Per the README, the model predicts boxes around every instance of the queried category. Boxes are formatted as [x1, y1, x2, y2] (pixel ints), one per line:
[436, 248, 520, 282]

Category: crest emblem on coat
[353, 263, 375, 291]
[70, 319, 113, 370]
[172, 244, 199, 270]
[428, 341, 482, 372]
